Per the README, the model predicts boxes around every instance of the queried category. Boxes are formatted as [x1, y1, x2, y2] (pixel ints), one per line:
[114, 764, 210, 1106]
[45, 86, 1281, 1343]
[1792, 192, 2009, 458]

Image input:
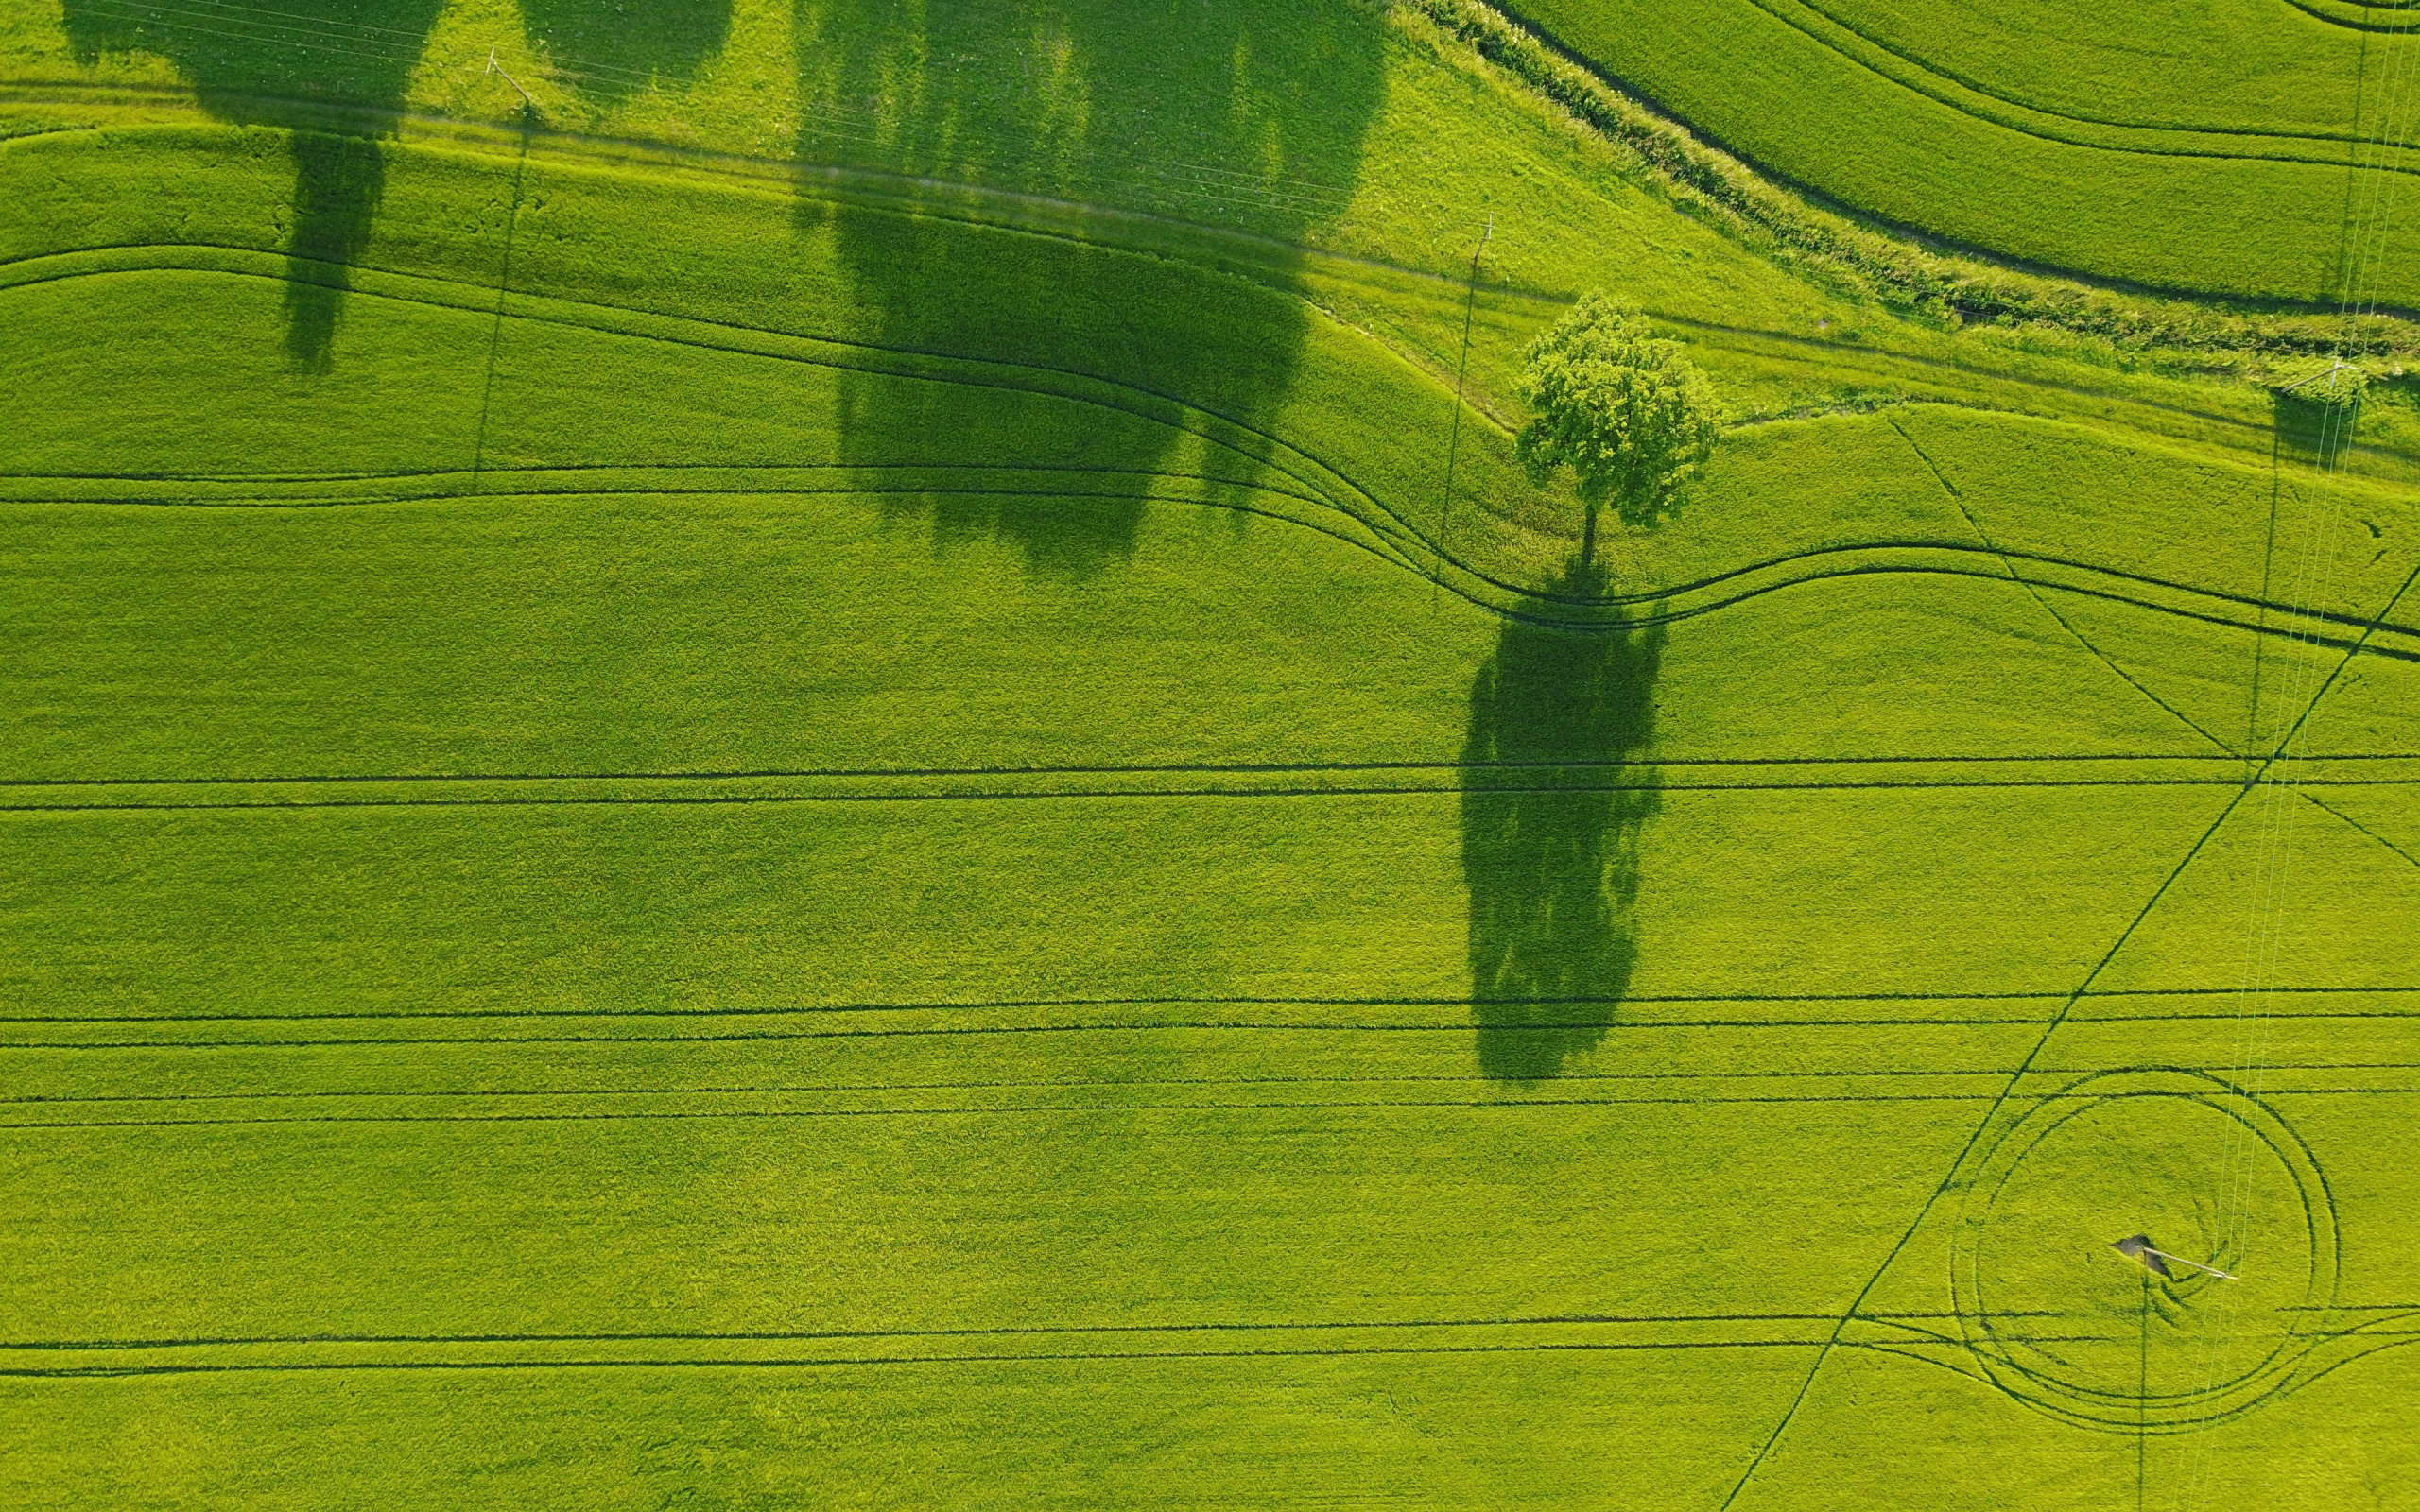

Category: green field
[4, 0, 2420, 1506]
[1499, 0, 2420, 304]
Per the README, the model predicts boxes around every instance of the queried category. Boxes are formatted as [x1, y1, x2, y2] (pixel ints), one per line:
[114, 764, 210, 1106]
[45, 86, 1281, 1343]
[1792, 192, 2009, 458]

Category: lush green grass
[4, 1, 2420, 1507]
[1500, 0, 2420, 304]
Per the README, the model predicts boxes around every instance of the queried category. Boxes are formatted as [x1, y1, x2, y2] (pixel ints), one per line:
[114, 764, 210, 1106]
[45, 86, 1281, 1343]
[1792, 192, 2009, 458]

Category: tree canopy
[1515, 293, 1723, 533]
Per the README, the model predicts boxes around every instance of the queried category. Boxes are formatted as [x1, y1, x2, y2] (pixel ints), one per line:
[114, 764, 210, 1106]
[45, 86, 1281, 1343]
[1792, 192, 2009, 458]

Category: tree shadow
[60, 0, 450, 370]
[789, 0, 1387, 577]
[1461, 560, 1665, 1082]
[521, 0, 733, 100]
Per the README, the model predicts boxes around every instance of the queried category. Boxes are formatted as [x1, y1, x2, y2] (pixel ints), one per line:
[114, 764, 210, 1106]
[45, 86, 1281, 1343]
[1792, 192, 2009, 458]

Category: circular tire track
[1951, 1067, 2337, 1431]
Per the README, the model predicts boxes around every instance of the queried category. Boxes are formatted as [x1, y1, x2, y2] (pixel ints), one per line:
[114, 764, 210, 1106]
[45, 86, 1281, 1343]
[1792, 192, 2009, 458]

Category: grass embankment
[2, 2, 2420, 1508]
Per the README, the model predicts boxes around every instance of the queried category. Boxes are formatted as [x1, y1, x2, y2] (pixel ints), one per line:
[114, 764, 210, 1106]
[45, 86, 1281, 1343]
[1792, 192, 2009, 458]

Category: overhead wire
[66, 0, 1360, 227]
[2171, 2, 2420, 1502]
[2172, 82, 2377, 1512]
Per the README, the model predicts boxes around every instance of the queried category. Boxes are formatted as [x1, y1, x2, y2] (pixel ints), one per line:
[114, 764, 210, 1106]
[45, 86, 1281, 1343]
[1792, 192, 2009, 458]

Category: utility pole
[487, 45, 538, 120]
[2113, 1233, 2235, 1280]
[2274, 357, 2358, 396]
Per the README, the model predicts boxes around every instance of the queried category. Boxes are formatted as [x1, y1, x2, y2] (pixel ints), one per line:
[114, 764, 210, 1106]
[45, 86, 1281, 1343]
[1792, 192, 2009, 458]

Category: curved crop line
[1663, 308, 2420, 476]
[14, 472, 2416, 655]
[2284, 0, 2420, 34]
[0, 102, 1511, 325]
[0, 77, 1305, 227]
[1854, 1227, 2407, 1435]
[23, 462, 2404, 639]
[1773, 0, 2410, 153]
[29, 231, 2383, 627]
[14, 437, 2406, 635]
[1568, 557, 2420, 649]
[5, 167, 2398, 488]
[0, 243, 1397, 541]
[0, 461, 1340, 514]
[3, 468, 2406, 672]
[1823, 1325, 2420, 1434]
[1535, 0, 2420, 179]
[0, 107, 1530, 383]
[0, 514, 2400, 657]
[9, 250, 2419, 647]
[0, 247, 1483, 592]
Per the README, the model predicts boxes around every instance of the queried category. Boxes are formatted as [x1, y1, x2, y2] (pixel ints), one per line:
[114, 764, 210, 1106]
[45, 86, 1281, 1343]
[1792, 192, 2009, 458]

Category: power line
[1434, 213, 1491, 610]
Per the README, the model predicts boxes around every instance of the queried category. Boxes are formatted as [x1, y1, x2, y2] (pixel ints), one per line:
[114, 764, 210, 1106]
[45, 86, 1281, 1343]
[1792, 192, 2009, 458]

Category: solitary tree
[1516, 293, 1723, 558]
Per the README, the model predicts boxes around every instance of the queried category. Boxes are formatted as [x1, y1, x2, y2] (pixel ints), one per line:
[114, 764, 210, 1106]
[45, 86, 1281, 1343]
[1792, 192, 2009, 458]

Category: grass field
[4, 0, 2420, 1507]
[1498, 0, 2420, 304]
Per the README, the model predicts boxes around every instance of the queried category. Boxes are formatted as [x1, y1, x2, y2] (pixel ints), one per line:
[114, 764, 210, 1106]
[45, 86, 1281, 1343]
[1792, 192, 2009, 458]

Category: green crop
[2, 2, 2417, 1508]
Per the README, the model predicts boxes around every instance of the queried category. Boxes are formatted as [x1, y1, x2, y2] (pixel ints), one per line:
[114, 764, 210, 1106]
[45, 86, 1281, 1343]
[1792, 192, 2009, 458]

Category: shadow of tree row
[60, 0, 733, 369]
[1462, 563, 1665, 1083]
[59, 0, 1385, 432]
[792, 0, 1387, 575]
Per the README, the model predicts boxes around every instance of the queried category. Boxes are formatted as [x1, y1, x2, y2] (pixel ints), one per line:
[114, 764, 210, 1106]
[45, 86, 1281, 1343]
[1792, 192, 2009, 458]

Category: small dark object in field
[2113, 1234, 2173, 1277]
